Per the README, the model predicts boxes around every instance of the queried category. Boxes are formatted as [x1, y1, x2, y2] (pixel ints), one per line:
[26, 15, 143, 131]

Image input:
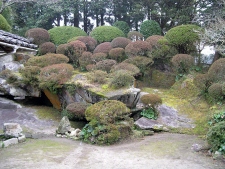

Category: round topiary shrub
[48, 26, 87, 45]
[38, 42, 56, 55]
[140, 20, 161, 39]
[66, 40, 87, 67]
[207, 121, 225, 155]
[108, 48, 127, 63]
[111, 37, 132, 49]
[125, 40, 152, 57]
[140, 93, 162, 107]
[86, 64, 96, 72]
[193, 73, 210, 92]
[96, 59, 117, 73]
[90, 26, 125, 43]
[92, 53, 107, 62]
[86, 70, 108, 84]
[68, 36, 98, 52]
[111, 62, 140, 76]
[165, 24, 201, 54]
[25, 28, 50, 45]
[109, 70, 135, 88]
[145, 35, 164, 47]
[208, 83, 223, 102]
[127, 31, 143, 41]
[123, 56, 154, 73]
[66, 102, 90, 120]
[0, 14, 11, 32]
[56, 44, 69, 55]
[113, 21, 130, 36]
[208, 58, 225, 83]
[171, 54, 194, 74]
[19, 66, 41, 88]
[25, 53, 69, 68]
[93, 42, 112, 54]
[39, 63, 74, 93]
[79, 52, 93, 70]
[81, 100, 133, 145]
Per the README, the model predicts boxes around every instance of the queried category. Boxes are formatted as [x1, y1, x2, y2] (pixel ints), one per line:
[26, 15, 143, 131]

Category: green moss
[34, 106, 61, 122]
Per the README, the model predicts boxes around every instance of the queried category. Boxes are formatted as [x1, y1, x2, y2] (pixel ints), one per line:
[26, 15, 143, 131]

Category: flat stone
[3, 138, 18, 147]
[134, 117, 164, 131]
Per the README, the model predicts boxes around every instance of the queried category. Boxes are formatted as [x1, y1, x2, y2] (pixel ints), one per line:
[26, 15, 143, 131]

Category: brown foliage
[140, 93, 162, 106]
[111, 37, 132, 48]
[25, 28, 50, 45]
[38, 42, 56, 55]
[125, 40, 152, 57]
[93, 42, 112, 54]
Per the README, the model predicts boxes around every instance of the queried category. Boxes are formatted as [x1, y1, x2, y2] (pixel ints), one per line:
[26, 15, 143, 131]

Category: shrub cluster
[76, 36, 98, 52]
[39, 63, 74, 93]
[56, 44, 68, 55]
[140, 20, 161, 39]
[93, 42, 112, 54]
[109, 70, 135, 88]
[92, 53, 107, 62]
[111, 62, 140, 76]
[140, 93, 162, 107]
[125, 40, 152, 57]
[79, 52, 93, 70]
[48, 26, 87, 45]
[95, 59, 117, 73]
[66, 102, 90, 120]
[81, 100, 133, 145]
[90, 26, 125, 43]
[111, 37, 131, 49]
[25, 53, 69, 68]
[127, 31, 143, 41]
[108, 48, 127, 62]
[171, 54, 194, 74]
[25, 28, 50, 45]
[38, 42, 56, 55]
[86, 70, 108, 84]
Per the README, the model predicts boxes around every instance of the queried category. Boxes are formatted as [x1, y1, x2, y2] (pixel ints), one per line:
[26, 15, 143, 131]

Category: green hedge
[0, 14, 11, 32]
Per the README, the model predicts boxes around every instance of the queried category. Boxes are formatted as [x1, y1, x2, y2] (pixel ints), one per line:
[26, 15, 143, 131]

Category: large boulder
[3, 123, 23, 138]
[56, 116, 71, 134]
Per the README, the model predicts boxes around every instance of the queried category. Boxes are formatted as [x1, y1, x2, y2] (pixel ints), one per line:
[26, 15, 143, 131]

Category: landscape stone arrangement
[0, 123, 26, 148]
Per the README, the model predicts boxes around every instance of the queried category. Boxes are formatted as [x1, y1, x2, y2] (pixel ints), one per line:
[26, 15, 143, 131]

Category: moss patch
[33, 106, 61, 122]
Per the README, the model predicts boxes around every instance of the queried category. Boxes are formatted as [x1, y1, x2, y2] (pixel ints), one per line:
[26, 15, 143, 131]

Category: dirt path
[0, 133, 225, 169]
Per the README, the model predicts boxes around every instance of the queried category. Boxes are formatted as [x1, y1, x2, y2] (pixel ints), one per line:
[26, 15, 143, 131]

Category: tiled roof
[0, 30, 38, 49]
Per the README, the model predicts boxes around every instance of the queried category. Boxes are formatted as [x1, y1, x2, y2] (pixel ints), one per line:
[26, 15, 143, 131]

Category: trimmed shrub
[207, 121, 225, 155]
[125, 40, 152, 57]
[193, 73, 211, 92]
[140, 93, 162, 106]
[66, 40, 87, 67]
[38, 42, 56, 55]
[127, 31, 143, 41]
[86, 64, 96, 72]
[39, 63, 74, 94]
[171, 54, 194, 74]
[145, 35, 164, 47]
[93, 42, 112, 54]
[109, 70, 135, 88]
[111, 37, 132, 49]
[48, 26, 87, 45]
[165, 24, 201, 54]
[19, 66, 41, 88]
[56, 44, 69, 55]
[86, 70, 108, 84]
[208, 83, 223, 102]
[79, 52, 93, 70]
[123, 56, 154, 73]
[111, 62, 140, 76]
[92, 52, 107, 62]
[25, 53, 69, 68]
[0, 14, 11, 32]
[108, 48, 127, 63]
[208, 58, 225, 83]
[140, 20, 161, 39]
[68, 36, 98, 52]
[113, 21, 130, 36]
[90, 26, 125, 43]
[66, 102, 90, 120]
[25, 28, 50, 45]
[82, 100, 132, 145]
[96, 59, 117, 73]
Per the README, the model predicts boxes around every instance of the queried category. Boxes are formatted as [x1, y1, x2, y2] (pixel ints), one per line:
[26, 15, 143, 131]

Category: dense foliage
[90, 26, 125, 43]
[25, 28, 50, 45]
[48, 26, 87, 45]
[113, 21, 130, 36]
[171, 54, 194, 74]
[93, 42, 112, 54]
[0, 14, 11, 31]
[140, 20, 161, 39]
[38, 42, 56, 55]
[125, 40, 152, 57]
[111, 37, 131, 49]
[66, 102, 90, 120]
